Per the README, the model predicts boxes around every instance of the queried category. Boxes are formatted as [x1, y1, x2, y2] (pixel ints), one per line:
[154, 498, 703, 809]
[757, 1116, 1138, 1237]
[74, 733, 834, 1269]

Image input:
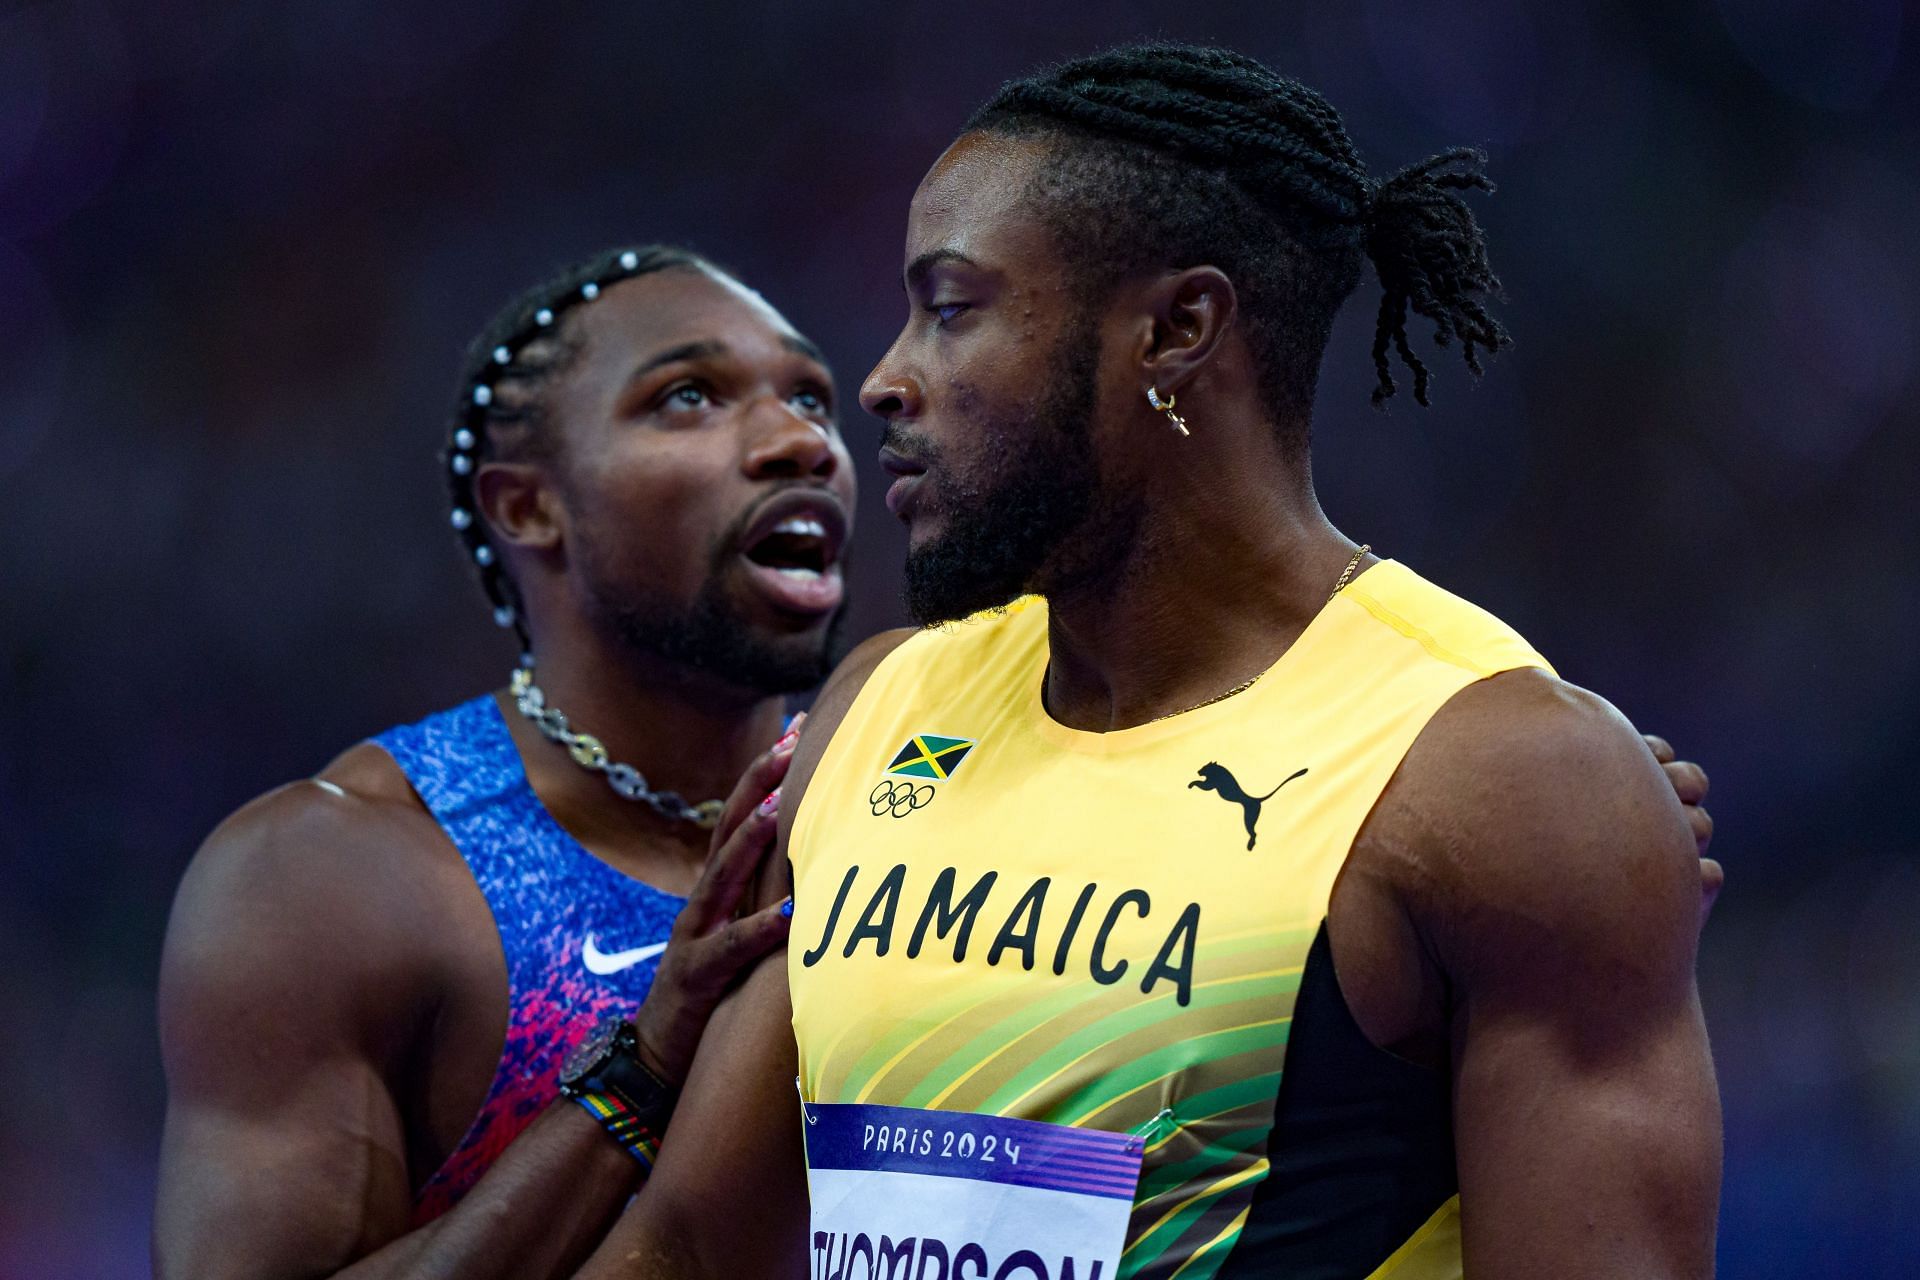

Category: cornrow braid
[444, 245, 714, 651]
[966, 42, 1510, 417]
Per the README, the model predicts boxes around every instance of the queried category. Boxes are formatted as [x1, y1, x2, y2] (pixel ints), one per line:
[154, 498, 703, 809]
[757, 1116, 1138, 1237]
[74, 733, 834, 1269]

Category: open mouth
[745, 515, 835, 578]
[737, 491, 849, 616]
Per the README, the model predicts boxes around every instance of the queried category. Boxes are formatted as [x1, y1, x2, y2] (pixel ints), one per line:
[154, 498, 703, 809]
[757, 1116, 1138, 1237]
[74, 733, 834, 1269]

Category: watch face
[560, 1014, 625, 1085]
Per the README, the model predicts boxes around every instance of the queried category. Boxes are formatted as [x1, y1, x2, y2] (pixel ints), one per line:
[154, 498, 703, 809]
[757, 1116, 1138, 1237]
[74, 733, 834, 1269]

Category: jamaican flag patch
[886, 735, 975, 781]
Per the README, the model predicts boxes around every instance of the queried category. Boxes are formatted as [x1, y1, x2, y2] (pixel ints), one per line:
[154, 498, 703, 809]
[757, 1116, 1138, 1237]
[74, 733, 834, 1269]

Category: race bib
[801, 1098, 1144, 1280]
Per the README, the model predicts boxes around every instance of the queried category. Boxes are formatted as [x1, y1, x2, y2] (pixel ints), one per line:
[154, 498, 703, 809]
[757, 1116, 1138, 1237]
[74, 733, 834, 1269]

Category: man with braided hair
[157, 50, 1715, 1280]
[155, 246, 851, 1276]
[610, 43, 1722, 1280]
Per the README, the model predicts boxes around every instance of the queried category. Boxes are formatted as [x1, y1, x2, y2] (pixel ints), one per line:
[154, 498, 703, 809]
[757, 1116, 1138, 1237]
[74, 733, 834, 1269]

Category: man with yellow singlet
[580, 44, 1720, 1280]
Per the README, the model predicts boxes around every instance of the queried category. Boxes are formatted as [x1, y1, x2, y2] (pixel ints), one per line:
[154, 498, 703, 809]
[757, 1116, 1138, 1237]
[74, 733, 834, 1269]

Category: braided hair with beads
[443, 245, 716, 650]
[966, 42, 1510, 417]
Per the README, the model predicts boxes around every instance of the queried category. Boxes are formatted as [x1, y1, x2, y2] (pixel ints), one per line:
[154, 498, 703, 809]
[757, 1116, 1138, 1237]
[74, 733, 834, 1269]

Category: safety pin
[1130, 1107, 1176, 1142]
[795, 1076, 818, 1124]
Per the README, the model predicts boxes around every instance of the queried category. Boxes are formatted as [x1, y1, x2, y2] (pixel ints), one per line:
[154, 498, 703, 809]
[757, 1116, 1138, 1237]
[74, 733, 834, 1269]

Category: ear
[1134, 266, 1238, 397]
[473, 460, 565, 555]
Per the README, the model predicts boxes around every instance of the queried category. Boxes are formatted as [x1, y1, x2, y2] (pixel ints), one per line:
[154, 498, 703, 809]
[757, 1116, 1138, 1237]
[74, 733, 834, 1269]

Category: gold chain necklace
[1141, 544, 1370, 725]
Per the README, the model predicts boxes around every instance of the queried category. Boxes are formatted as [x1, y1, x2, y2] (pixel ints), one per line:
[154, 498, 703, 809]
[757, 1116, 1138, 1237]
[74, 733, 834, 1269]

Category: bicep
[153, 809, 421, 1280]
[581, 960, 807, 1278]
[1431, 680, 1721, 1278]
[1452, 981, 1720, 1278]
[156, 1049, 413, 1280]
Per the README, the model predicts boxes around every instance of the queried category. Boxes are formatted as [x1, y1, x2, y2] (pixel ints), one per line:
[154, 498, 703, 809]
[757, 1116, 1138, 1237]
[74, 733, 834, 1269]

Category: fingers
[681, 797, 781, 936]
[703, 898, 794, 985]
[682, 715, 808, 934]
[633, 897, 795, 1084]
[1662, 758, 1710, 806]
[1660, 757, 1710, 852]
[1686, 801, 1714, 853]
[708, 713, 807, 850]
[1699, 857, 1724, 929]
[1649, 747, 1711, 852]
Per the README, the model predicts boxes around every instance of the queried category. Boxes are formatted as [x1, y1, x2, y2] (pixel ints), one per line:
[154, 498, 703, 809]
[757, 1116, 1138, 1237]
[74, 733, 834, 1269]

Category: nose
[742, 397, 839, 481]
[860, 346, 923, 423]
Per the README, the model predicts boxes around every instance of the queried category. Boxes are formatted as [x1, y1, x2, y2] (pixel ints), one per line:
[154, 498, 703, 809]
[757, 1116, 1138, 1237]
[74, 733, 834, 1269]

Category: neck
[501, 619, 788, 859]
[1042, 420, 1364, 733]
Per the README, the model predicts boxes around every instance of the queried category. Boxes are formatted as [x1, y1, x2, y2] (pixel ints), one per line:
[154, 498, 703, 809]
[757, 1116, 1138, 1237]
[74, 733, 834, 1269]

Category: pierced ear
[473, 460, 563, 553]
[1140, 266, 1238, 397]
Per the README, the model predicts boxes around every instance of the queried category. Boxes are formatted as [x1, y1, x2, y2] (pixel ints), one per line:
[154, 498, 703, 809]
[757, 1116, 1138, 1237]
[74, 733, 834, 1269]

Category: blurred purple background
[2, 1, 1916, 1274]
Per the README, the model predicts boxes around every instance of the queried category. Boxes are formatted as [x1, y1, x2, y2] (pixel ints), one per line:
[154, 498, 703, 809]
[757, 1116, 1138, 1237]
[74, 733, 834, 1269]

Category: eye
[662, 381, 710, 409]
[928, 302, 970, 327]
[791, 384, 832, 415]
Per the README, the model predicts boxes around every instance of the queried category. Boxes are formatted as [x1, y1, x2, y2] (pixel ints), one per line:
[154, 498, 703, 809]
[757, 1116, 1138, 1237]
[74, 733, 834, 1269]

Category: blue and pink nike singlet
[376, 696, 684, 1224]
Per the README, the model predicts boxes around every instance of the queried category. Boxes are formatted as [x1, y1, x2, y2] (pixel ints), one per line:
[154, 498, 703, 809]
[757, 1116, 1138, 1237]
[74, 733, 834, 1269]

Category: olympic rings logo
[870, 778, 936, 818]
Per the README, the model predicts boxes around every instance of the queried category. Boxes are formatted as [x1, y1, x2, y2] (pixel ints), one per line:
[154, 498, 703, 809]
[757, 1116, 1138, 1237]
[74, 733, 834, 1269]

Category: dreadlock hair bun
[966, 42, 1510, 417]
[443, 244, 716, 650]
[1363, 147, 1510, 407]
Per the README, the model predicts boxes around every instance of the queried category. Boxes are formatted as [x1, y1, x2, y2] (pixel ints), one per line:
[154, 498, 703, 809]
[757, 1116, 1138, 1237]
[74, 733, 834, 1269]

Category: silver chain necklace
[509, 665, 726, 829]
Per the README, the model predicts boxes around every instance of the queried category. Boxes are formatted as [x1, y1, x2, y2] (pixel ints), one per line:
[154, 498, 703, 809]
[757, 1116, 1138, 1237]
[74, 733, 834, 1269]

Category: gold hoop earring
[1146, 386, 1190, 436]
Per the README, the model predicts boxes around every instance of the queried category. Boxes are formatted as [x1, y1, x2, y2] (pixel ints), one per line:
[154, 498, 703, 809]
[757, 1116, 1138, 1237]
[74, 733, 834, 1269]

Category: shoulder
[1340, 560, 1549, 680]
[159, 742, 462, 1065]
[776, 628, 916, 849]
[810, 628, 919, 737]
[793, 627, 918, 773]
[1381, 668, 1702, 1002]
[171, 742, 452, 936]
[1404, 667, 1648, 793]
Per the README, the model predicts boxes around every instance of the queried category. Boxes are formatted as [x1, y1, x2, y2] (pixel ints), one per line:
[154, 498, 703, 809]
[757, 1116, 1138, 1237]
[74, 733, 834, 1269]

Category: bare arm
[154, 778, 652, 1280]
[1397, 673, 1721, 1278]
[579, 630, 915, 1279]
[156, 738, 795, 1280]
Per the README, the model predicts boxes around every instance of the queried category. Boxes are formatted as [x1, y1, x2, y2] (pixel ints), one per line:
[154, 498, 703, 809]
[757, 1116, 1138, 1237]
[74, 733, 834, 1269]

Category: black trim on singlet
[1214, 921, 1457, 1279]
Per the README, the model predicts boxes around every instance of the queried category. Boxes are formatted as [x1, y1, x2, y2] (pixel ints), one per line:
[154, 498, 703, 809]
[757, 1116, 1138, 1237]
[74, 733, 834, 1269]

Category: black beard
[899, 316, 1118, 627]
[579, 537, 848, 697]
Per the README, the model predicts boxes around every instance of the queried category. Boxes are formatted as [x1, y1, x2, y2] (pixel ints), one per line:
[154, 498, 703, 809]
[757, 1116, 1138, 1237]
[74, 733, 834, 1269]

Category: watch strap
[560, 1019, 678, 1168]
[589, 1032, 680, 1122]
[572, 1090, 663, 1170]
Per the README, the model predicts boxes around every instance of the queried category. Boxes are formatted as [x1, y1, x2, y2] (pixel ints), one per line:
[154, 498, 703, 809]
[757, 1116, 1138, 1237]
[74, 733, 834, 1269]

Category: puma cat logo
[1189, 762, 1309, 850]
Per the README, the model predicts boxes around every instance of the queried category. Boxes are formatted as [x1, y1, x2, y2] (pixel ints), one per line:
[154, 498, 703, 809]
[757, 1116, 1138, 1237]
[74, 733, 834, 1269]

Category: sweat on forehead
[919, 131, 1049, 206]
[902, 136, 1085, 304]
[911, 134, 1057, 238]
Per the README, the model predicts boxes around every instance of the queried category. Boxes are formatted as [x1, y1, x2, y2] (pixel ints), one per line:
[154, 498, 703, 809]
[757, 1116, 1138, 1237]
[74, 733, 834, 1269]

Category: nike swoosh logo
[581, 935, 669, 975]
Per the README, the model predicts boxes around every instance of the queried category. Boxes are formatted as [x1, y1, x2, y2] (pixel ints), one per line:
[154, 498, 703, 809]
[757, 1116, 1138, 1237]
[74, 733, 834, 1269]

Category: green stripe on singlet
[1134, 1123, 1271, 1204]
[839, 927, 1302, 1109]
[973, 970, 1299, 1120]
[1124, 1154, 1268, 1273]
[1048, 1018, 1291, 1129]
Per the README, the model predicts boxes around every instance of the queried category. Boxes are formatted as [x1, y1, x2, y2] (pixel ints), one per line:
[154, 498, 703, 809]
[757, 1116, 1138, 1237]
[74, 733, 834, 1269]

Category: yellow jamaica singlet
[788, 561, 1551, 1280]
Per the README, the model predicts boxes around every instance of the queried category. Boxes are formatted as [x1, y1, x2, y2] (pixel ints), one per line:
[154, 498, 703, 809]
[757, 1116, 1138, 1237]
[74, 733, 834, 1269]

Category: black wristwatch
[558, 1015, 679, 1165]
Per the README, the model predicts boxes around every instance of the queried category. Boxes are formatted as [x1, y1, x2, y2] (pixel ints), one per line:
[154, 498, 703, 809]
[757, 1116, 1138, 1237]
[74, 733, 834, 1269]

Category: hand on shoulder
[781, 628, 917, 811]
[1391, 675, 1722, 1278]
[1390, 668, 1706, 1025]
